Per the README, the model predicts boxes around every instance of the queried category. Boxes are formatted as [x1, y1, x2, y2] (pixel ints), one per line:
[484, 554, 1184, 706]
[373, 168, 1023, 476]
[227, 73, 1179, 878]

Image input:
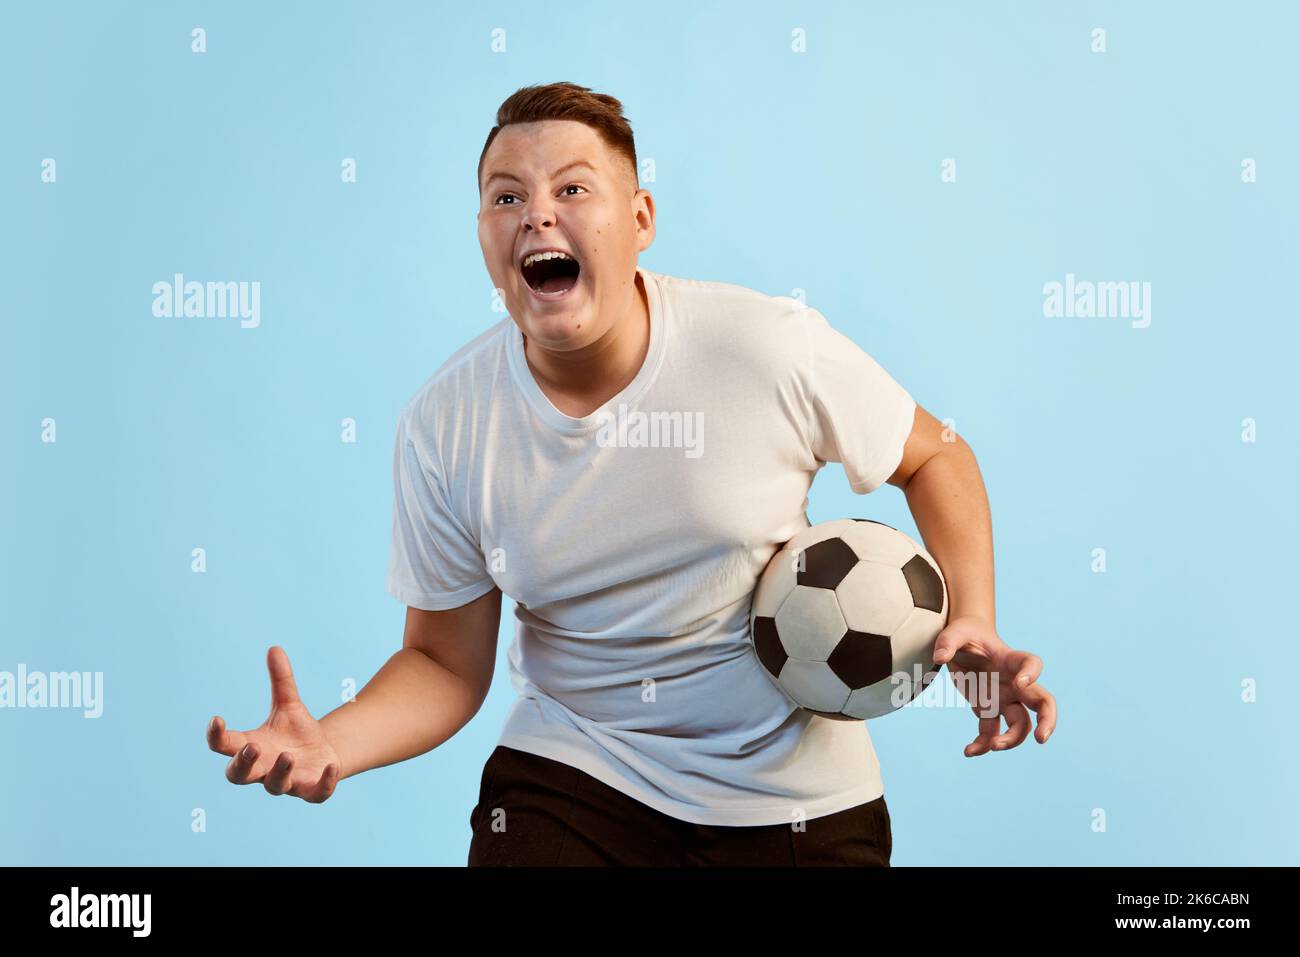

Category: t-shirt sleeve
[386, 408, 497, 611]
[798, 307, 917, 494]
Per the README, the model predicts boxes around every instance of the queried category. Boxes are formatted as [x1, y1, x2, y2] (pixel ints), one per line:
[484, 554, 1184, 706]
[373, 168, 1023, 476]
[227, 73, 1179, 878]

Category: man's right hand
[207, 646, 342, 803]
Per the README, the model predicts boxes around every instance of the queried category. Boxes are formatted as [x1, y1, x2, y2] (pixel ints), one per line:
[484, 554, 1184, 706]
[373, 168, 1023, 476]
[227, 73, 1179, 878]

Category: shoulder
[396, 316, 514, 442]
[654, 269, 804, 318]
[650, 268, 815, 358]
[651, 269, 826, 382]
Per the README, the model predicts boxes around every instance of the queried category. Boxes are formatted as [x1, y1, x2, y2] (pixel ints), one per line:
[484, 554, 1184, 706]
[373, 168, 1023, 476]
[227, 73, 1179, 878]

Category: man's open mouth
[519, 249, 581, 297]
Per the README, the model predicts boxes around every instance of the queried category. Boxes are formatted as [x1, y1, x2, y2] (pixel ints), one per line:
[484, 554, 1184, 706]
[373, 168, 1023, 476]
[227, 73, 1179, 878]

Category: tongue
[540, 273, 577, 295]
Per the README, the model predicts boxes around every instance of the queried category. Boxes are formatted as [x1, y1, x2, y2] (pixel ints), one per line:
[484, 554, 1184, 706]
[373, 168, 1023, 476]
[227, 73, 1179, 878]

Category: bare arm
[321, 586, 503, 780]
[886, 405, 995, 625]
[886, 404, 1057, 753]
[208, 585, 503, 800]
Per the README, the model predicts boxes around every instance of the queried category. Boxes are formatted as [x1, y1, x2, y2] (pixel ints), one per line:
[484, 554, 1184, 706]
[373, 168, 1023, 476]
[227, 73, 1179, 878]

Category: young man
[206, 82, 1057, 866]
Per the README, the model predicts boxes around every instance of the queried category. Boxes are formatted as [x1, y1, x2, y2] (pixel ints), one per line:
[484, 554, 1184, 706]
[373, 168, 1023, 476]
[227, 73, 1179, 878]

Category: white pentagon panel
[889, 607, 946, 673]
[835, 561, 914, 637]
[751, 545, 799, 619]
[844, 673, 912, 721]
[784, 519, 857, 556]
[841, 521, 918, 567]
[774, 585, 846, 661]
[778, 659, 851, 712]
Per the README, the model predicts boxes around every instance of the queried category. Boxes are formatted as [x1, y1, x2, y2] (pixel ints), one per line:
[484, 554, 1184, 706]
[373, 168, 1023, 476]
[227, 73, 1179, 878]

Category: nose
[522, 200, 556, 232]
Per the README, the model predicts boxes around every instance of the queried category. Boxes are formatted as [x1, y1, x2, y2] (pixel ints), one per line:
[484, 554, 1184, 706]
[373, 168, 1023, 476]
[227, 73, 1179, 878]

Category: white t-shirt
[387, 266, 917, 826]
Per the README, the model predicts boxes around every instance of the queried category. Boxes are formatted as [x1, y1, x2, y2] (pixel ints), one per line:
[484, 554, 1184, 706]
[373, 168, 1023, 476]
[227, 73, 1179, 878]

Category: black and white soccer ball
[749, 518, 949, 721]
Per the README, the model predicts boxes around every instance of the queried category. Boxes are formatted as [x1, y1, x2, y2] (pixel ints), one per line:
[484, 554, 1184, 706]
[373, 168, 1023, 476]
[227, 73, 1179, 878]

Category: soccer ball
[749, 518, 949, 721]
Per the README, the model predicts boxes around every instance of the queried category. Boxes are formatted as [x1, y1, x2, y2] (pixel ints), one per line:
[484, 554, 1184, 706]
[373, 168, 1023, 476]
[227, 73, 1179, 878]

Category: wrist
[950, 609, 996, 630]
[319, 707, 354, 780]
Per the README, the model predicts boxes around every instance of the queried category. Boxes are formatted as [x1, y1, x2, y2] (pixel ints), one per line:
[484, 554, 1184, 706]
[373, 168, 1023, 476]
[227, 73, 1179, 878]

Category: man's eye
[494, 185, 583, 206]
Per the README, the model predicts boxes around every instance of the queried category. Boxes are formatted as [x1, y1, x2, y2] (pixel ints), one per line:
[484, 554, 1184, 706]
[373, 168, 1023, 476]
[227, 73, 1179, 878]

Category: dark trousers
[467, 745, 892, 867]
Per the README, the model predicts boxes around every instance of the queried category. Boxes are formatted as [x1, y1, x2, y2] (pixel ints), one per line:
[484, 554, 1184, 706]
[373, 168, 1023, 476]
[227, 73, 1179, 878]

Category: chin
[517, 310, 592, 347]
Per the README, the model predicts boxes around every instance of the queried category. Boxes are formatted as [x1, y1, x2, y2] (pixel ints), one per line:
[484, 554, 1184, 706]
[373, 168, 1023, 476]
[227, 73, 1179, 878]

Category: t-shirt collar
[507, 265, 667, 435]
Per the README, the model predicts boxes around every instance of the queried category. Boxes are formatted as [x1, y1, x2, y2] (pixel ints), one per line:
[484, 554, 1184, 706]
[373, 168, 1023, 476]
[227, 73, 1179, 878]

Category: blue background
[2, 0, 1296, 865]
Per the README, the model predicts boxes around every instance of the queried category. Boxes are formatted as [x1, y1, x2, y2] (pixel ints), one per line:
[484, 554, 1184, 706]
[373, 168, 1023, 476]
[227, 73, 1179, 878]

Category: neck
[522, 270, 650, 400]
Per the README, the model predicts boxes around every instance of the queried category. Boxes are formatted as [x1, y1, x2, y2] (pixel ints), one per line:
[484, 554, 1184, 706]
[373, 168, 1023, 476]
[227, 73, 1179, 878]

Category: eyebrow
[482, 159, 598, 190]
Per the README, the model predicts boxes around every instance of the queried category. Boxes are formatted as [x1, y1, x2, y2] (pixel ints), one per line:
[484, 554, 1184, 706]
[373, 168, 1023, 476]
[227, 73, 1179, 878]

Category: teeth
[522, 250, 574, 268]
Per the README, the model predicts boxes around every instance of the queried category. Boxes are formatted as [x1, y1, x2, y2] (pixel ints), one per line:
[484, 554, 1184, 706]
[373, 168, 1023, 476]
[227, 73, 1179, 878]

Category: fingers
[206, 715, 247, 756]
[965, 713, 1000, 757]
[1009, 651, 1044, 690]
[1019, 682, 1058, 743]
[264, 751, 295, 796]
[225, 743, 339, 803]
[266, 645, 302, 709]
[966, 688, 1056, 756]
[265, 754, 340, 803]
[226, 742, 263, 784]
[300, 764, 342, 804]
[216, 723, 339, 803]
[991, 702, 1031, 750]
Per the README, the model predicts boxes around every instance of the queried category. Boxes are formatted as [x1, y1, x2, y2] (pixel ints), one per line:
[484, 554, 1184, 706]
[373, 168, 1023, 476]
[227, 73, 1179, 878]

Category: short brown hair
[477, 81, 639, 194]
